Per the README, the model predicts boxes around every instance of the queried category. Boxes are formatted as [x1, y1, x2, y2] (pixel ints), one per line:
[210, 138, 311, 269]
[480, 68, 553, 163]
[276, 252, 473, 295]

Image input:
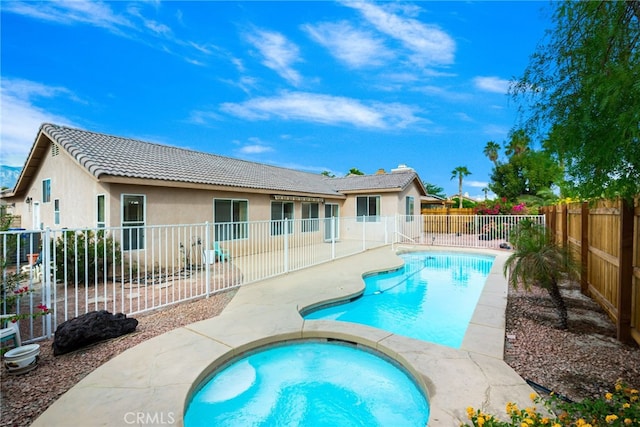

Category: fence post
[43, 228, 53, 338]
[549, 205, 557, 241]
[330, 217, 336, 259]
[617, 198, 633, 344]
[580, 202, 589, 294]
[561, 204, 568, 248]
[205, 222, 210, 297]
[284, 218, 289, 273]
[362, 217, 366, 251]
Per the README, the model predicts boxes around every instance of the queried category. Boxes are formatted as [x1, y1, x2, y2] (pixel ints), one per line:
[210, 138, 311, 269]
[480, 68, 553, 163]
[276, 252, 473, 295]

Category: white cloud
[467, 180, 489, 188]
[3, 1, 214, 66]
[245, 29, 302, 86]
[0, 79, 78, 166]
[302, 21, 392, 68]
[455, 112, 474, 122]
[343, 1, 455, 67]
[239, 144, 274, 154]
[482, 124, 510, 139]
[237, 137, 274, 155]
[473, 76, 511, 94]
[187, 110, 223, 125]
[220, 91, 421, 129]
[2, 0, 135, 35]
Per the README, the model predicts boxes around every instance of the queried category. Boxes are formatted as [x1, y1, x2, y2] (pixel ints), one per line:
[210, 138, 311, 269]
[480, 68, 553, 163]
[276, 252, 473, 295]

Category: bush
[55, 230, 122, 284]
[462, 380, 639, 426]
[475, 198, 532, 215]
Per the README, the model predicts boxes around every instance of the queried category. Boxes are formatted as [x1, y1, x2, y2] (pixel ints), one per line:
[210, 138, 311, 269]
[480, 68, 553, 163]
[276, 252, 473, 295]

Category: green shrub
[55, 230, 122, 284]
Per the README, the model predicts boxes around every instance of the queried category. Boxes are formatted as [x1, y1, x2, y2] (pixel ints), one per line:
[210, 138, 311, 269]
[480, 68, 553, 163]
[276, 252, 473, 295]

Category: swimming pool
[184, 340, 430, 426]
[304, 252, 494, 348]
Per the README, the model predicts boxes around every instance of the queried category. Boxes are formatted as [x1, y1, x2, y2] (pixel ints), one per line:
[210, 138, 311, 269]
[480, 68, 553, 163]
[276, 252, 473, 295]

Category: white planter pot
[4, 344, 40, 375]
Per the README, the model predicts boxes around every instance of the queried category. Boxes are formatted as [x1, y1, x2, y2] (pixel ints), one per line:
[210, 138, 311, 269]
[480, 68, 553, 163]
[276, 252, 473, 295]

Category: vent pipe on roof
[375, 168, 386, 175]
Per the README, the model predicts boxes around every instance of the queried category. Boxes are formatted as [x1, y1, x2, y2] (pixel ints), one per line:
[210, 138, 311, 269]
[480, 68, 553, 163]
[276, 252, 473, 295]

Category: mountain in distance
[0, 165, 21, 190]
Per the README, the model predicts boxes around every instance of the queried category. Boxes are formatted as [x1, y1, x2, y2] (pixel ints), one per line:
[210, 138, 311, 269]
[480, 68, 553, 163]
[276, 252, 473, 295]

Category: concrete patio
[32, 245, 536, 426]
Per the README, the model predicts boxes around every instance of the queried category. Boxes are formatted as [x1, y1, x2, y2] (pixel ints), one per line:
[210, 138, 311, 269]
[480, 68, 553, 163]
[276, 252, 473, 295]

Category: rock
[52, 310, 138, 356]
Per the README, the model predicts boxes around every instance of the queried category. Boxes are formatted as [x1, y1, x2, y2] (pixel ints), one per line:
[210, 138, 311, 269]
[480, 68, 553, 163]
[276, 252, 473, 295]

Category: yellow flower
[541, 417, 549, 425]
[631, 388, 639, 394]
[529, 392, 537, 401]
[524, 418, 535, 425]
[623, 403, 630, 408]
[576, 419, 586, 426]
[631, 395, 638, 402]
[506, 402, 518, 414]
[606, 415, 619, 423]
[624, 418, 633, 425]
[552, 424, 561, 427]
[477, 415, 485, 427]
[616, 383, 623, 392]
[466, 407, 475, 419]
[605, 392, 613, 400]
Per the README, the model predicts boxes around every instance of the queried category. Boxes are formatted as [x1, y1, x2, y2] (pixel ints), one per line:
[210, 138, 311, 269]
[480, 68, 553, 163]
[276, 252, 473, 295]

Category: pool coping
[32, 245, 536, 426]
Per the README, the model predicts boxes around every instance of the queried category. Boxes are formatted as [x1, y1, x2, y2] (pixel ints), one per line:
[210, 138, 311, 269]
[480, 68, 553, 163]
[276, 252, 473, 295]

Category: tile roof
[41, 123, 342, 196]
[23, 123, 425, 198]
[328, 170, 420, 192]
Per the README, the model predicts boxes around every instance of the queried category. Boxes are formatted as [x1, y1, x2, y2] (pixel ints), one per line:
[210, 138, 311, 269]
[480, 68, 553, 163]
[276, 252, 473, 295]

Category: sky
[0, 0, 552, 199]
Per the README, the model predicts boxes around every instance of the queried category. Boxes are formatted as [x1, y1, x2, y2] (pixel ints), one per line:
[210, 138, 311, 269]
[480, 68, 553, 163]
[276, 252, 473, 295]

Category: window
[122, 194, 145, 250]
[406, 196, 415, 221]
[301, 203, 319, 232]
[97, 195, 106, 228]
[271, 201, 294, 235]
[54, 199, 60, 225]
[214, 199, 248, 241]
[356, 196, 380, 222]
[42, 179, 51, 203]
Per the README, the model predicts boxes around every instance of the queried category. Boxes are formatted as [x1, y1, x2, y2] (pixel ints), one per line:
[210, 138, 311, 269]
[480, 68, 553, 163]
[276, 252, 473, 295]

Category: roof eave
[99, 175, 346, 199]
[9, 124, 51, 197]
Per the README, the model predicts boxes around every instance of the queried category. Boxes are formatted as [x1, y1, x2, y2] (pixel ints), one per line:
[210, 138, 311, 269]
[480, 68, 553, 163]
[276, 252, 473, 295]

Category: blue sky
[0, 1, 551, 199]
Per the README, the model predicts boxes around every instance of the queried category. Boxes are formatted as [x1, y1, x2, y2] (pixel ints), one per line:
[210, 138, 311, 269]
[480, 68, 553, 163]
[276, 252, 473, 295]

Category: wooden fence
[541, 197, 639, 345]
[420, 208, 476, 234]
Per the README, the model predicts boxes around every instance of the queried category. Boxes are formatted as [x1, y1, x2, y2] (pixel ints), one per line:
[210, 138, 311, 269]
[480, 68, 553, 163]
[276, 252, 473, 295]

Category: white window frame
[121, 194, 145, 251]
[97, 194, 106, 228]
[356, 195, 380, 222]
[271, 201, 294, 235]
[301, 202, 319, 233]
[54, 199, 60, 225]
[406, 196, 415, 222]
[42, 178, 51, 203]
[213, 198, 249, 241]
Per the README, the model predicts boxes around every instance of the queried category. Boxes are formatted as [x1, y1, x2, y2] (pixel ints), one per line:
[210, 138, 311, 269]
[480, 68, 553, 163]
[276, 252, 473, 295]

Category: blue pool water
[184, 340, 429, 427]
[304, 252, 494, 348]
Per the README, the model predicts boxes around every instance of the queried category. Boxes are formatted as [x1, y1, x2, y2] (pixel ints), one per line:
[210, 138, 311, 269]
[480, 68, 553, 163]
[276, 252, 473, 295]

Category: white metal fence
[1, 214, 543, 343]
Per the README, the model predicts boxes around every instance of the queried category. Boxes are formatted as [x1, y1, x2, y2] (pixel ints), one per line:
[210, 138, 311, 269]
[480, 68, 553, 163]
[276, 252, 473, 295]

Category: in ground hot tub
[184, 339, 429, 426]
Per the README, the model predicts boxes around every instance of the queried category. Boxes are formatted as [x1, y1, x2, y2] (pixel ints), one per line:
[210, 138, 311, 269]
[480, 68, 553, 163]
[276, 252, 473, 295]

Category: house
[2, 123, 427, 248]
[421, 194, 453, 211]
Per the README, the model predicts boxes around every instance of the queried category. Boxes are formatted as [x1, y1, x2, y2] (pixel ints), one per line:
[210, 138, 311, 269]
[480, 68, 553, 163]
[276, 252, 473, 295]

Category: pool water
[184, 340, 429, 426]
[304, 252, 494, 348]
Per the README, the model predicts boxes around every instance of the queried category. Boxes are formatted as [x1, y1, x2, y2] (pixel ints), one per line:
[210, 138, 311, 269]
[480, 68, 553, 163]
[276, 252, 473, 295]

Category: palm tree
[503, 221, 579, 330]
[450, 166, 471, 208]
[483, 141, 500, 165]
[504, 129, 530, 157]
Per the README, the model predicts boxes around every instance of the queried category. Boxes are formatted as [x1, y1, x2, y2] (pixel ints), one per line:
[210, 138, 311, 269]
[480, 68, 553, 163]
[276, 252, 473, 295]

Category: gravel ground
[2, 279, 639, 426]
[504, 280, 640, 402]
[0, 288, 238, 427]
